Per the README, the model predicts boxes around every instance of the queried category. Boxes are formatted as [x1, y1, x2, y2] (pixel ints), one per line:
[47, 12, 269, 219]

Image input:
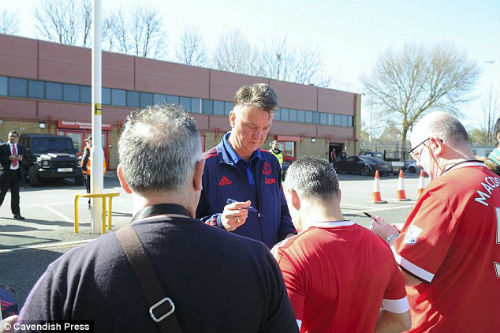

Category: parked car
[335, 155, 393, 176]
[19, 134, 83, 186]
[360, 151, 384, 160]
[405, 160, 422, 174]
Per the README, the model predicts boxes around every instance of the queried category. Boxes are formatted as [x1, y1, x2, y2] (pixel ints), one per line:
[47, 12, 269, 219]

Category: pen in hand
[363, 211, 375, 220]
[226, 198, 258, 213]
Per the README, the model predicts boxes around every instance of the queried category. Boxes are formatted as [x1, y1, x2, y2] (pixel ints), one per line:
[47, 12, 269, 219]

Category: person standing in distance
[270, 140, 283, 167]
[16, 105, 298, 332]
[196, 83, 296, 248]
[0, 130, 25, 220]
[80, 135, 92, 207]
[371, 111, 500, 332]
[272, 157, 410, 333]
[80, 135, 106, 207]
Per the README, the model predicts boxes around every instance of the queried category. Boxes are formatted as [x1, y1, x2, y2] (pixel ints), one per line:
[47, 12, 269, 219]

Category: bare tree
[0, 10, 20, 35]
[34, 0, 92, 47]
[260, 36, 292, 80]
[212, 30, 261, 75]
[475, 85, 499, 145]
[291, 46, 331, 86]
[259, 36, 331, 87]
[175, 26, 207, 66]
[362, 43, 479, 151]
[105, 6, 166, 58]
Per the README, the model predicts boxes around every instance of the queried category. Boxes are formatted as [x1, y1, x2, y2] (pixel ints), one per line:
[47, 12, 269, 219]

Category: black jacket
[0, 143, 25, 178]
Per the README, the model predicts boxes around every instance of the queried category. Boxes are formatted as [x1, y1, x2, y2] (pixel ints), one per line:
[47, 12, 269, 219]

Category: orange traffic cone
[396, 169, 410, 201]
[372, 170, 387, 204]
[417, 169, 426, 199]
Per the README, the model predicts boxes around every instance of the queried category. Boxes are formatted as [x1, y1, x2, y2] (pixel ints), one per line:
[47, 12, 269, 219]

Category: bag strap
[116, 224, 184, 333]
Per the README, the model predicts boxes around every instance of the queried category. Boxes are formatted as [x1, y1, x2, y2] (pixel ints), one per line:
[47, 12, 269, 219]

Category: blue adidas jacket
[196, 132, 295, 248]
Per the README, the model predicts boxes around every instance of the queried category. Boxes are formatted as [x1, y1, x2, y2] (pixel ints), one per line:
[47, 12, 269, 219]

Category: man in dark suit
[0, 130, 25, 219]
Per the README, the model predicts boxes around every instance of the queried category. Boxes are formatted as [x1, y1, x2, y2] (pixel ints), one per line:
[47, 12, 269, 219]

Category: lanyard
[442, 160, 484, 174]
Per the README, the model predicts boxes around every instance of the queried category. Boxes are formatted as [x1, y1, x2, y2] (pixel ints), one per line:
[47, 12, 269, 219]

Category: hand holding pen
[364, 211, 399, 244]
[220, 198, 253, 232]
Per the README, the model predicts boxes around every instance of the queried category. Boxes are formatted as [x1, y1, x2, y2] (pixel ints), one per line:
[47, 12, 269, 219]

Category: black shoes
[14, 214, 25, 220]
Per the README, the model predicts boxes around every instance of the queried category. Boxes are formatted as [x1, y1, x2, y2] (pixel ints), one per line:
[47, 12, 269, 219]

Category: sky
[2, 0, 499, 130]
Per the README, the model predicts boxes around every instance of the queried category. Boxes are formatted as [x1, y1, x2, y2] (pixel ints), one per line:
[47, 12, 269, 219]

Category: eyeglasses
[408, 137, 430, 160]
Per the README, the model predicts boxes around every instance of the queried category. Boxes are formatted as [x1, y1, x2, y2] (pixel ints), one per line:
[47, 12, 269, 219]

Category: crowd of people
[1, 83, 499, 332]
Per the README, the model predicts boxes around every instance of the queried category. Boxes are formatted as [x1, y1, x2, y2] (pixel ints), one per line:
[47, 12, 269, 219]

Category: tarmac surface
[0, 171, 425, 307]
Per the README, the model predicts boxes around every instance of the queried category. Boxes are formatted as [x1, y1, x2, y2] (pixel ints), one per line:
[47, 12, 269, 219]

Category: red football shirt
[394, 162, 500, 332]
[273, 221, 408, 333]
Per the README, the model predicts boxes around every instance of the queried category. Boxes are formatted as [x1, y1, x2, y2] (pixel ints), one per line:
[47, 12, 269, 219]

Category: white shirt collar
[307, 220, 355, 229]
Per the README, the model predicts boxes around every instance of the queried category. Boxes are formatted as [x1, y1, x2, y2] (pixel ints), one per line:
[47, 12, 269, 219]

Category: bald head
[411, 111, 469, 146]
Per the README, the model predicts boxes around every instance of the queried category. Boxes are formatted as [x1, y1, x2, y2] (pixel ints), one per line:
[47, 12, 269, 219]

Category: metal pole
[91, 0, 104, 234]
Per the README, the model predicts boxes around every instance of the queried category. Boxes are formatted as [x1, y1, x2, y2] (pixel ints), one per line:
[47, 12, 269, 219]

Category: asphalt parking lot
[0, 171, 426, 306]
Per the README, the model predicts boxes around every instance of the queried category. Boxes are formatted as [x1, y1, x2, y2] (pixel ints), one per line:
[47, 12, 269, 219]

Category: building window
[297, 110, 305, 123]
[274, 108, 281, 121]
[80, 86, 91, 103]
[102, 88, 111, 105]
[329, 114, 335, 126]
[202, 99, 213, 114]
[305, 111, 313, 123]
[140, 92, 153, 108]
[28, 80, 44, 99]
[0, 76, 7, 96]
[154, 93, 166, 105]
[214, 100, 225, 115]
[126, 91, 139, 107]
[112, 89, 126, 106]
[341, 115, 348, 127]
[63, 84, 79, 102]
[191, 98, 201, 113]
[320, 113, 327, 125]
[167, 95, 179, 105]
[180, 96, 191, 111]
[289, 109, 297, 122]
[283, 142, 296, 160]
[334, 114, 342, 126]
[8, 77, 27, 97]
[224, 102, 233, 115]
[281, 108, 289, 121]
[312, 111, 320, 124]
[46, 82, 62, 100]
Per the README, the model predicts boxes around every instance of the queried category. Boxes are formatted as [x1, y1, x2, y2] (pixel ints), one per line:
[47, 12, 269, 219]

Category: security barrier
[74, 192, 120, 234]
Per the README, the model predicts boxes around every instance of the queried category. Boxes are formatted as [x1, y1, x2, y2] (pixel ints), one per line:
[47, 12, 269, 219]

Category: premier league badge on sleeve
[403, 224, 423, 245]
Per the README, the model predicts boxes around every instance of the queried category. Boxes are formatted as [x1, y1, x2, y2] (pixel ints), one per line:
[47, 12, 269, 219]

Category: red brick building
[0, 34, 361, 169]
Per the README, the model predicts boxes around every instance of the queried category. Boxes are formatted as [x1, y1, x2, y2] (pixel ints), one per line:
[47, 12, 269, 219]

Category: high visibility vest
[81, 148, 107, 175]
[270, 149, 284, 166]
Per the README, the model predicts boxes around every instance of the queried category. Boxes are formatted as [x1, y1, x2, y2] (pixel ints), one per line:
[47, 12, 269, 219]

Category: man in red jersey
[272, 157, 410, 333]
[372, 111, 500, 332]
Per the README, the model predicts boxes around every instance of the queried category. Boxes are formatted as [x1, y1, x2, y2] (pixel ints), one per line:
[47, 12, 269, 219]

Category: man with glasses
[371, 111, 500, 332]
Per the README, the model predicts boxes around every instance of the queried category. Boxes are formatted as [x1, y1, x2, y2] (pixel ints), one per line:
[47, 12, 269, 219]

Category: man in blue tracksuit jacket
[196, 83, 296, 248]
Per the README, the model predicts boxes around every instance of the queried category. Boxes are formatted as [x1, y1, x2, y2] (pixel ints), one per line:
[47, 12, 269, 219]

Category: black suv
[18, 134, 84, 186]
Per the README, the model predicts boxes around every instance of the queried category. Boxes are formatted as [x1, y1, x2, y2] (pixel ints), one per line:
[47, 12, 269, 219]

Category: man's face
[8, 132, 18, 144]
[410, 136, 441, 180]
[229, 104, 273, 156]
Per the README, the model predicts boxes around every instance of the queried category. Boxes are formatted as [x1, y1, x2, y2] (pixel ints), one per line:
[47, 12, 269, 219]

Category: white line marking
[0, 239, 92, 254]
[43, 205, 73, 222]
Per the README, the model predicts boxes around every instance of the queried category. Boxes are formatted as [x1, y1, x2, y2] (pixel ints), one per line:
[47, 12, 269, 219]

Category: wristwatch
[385, 233, 399, 244]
